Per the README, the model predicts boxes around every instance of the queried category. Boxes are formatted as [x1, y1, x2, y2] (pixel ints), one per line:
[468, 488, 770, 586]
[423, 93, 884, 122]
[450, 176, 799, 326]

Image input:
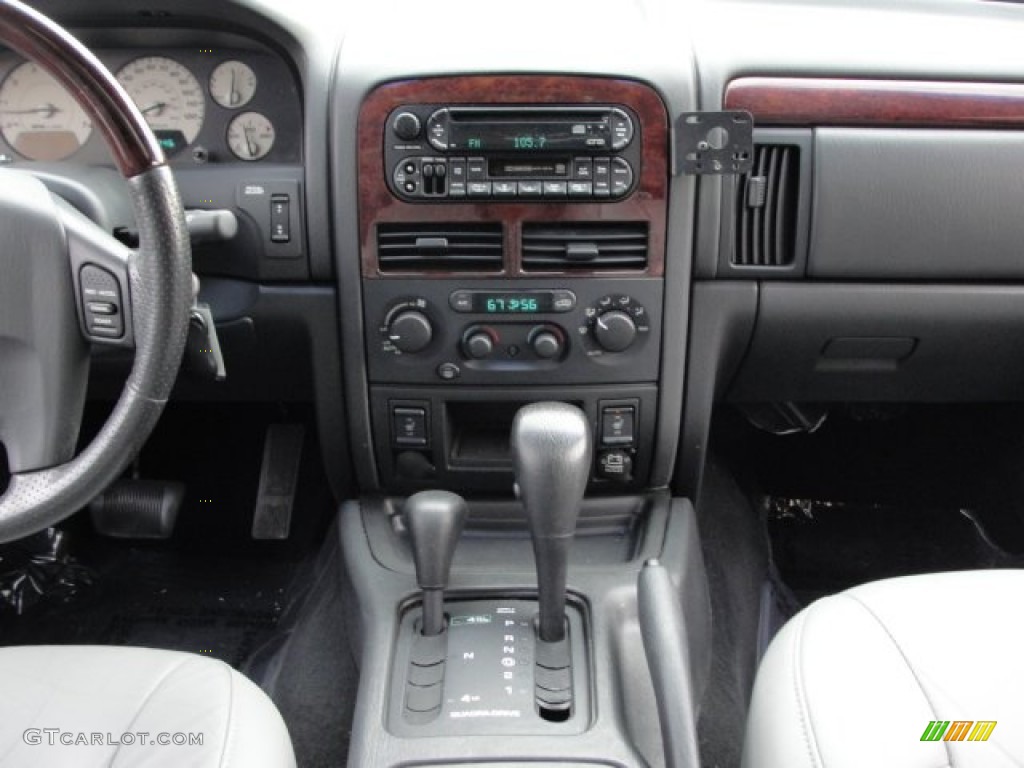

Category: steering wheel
[0, 0, 192, 542]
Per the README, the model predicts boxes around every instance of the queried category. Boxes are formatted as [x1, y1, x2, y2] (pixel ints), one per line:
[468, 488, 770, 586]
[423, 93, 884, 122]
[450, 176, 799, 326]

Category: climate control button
[528, 326, 565, 359]
[593, 309, 637, 353]
[462, 327, 497, 360]
[387, 310, 433, 354]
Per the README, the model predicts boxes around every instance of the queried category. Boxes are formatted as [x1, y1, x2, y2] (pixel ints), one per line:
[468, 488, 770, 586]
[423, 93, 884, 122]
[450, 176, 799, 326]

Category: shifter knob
[511, 402, 592, 642]
[403, 490, 468, 636]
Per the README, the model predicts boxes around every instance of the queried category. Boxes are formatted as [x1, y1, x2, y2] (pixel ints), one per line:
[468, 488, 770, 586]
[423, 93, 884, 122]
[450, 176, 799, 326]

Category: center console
[338, 74, 706, 768]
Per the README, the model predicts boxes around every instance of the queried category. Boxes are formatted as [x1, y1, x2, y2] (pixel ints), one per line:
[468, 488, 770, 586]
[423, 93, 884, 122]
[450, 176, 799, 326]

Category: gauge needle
[140, 102, 167, 116]
[230, 69, 240, 106]
[0, 103, 60, 118]
[243, 124, 258, 157]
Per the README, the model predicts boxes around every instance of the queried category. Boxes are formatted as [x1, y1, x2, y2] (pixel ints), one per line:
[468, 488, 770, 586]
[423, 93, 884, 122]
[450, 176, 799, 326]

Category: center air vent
[377, 222, 503, 272]
[521, 222, 648, 271]
[733, 144, 800, 268]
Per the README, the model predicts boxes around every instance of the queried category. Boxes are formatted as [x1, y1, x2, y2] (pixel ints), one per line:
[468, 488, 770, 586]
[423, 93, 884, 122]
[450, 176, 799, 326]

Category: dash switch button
[270, 194, 290, 243]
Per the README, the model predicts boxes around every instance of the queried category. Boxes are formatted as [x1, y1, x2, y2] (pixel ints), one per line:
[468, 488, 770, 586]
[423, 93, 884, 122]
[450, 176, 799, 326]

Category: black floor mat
[0, 543, 299, 668]
[766, 497, 1023, 604]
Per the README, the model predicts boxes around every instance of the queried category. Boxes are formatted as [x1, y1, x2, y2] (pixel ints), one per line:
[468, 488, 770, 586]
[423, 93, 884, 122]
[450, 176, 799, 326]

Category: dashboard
[6, 0, 1024, 501]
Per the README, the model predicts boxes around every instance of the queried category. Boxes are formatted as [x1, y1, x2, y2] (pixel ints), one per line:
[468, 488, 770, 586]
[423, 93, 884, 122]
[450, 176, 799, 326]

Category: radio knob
[529, 326, 564, 359]
[462, 328, 496, 360]
[593, 310, 637, 353]
[388, 310, 433, 354]
[392, 111, 422, 141]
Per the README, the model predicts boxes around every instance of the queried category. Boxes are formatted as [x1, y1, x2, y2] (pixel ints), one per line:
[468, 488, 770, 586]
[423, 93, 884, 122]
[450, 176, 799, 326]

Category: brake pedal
[251, 424, 305, 540]
[89, 480, 184, 539]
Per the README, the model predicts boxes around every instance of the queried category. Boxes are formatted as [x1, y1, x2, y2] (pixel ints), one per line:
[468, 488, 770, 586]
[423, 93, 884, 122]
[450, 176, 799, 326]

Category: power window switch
[601, 405, 635, 446]
[270, 194, 290, 243]
[393, 407, 428, 447]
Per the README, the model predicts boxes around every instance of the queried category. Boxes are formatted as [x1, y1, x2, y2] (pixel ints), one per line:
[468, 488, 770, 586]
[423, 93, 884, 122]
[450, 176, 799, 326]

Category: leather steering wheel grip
[0, 0, 192, 542]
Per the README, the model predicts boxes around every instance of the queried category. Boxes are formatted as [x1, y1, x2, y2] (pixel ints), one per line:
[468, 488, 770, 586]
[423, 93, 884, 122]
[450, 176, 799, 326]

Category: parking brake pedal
[90, 480, 184, 539]
[251, 424, 305, 540]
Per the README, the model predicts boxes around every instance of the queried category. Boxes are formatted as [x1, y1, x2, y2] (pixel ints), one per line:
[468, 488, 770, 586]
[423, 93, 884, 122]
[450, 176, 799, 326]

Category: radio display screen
[448, 120, 609, 152]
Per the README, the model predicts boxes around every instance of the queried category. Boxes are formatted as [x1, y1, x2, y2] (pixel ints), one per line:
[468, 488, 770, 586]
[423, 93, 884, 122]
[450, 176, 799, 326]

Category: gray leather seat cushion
[743, 570, 1024, 768]
[0, 645, 296, 767]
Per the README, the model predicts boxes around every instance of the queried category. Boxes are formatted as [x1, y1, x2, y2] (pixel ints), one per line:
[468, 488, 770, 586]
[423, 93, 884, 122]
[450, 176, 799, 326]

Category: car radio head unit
[383, 104, 641, 202]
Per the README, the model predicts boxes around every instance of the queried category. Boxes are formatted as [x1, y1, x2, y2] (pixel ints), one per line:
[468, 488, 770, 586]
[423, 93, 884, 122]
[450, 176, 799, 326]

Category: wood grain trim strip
[725, 77, 1024, 129]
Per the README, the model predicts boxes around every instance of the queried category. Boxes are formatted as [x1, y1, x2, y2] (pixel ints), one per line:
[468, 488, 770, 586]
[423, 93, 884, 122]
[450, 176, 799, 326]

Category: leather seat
[0, 645, 295, 767]
[743, 570, 1024, 768]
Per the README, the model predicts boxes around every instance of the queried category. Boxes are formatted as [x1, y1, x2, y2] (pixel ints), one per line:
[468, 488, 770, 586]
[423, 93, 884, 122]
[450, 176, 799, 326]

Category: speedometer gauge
[116, 56, 204, 154]
[0, 61, 92, 161]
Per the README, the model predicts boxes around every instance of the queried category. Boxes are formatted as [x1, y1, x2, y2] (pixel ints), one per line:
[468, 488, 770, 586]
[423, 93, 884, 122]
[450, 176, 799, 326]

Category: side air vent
[733, 144, 800, 267]
[377, 222, 503, 272]
[521, 222, 648, 271]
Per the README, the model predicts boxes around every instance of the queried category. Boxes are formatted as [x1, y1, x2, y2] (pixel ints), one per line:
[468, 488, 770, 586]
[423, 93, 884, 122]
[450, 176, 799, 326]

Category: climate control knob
[462, 328, 496, 360]
[593, 310, 637, 353]
[529, 326, 564, 359]
[388, 310, 433, 354]
[392, 111, 422, 141]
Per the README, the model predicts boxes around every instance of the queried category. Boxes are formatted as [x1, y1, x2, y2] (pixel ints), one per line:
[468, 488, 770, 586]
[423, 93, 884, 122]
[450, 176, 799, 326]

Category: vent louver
[377, 222, 503, 272]
[733, 144, 800, 267]
[521, 222, 649, 271]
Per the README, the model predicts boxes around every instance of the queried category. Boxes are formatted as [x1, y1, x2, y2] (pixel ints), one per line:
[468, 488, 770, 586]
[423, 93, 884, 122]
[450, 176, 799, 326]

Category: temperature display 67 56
[448, 289, 577, 315]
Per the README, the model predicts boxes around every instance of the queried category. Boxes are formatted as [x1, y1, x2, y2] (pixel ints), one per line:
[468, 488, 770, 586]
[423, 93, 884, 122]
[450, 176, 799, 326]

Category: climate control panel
[365, 278, 662, 386]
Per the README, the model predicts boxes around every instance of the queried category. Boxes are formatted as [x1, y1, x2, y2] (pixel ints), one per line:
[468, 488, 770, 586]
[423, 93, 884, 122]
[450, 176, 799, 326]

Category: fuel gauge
[227, 111, 275, 160]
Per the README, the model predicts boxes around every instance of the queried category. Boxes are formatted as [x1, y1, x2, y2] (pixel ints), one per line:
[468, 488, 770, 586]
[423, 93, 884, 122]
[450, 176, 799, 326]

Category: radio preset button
[467, 181, 492, 197]
[449, 158, 466, 180]
[568, 181, 593, 197]
[466, 157, 486, 180]
[543, 181, 567, 196]
[518, 181, 543, 196]
[493, 181, 517, 196]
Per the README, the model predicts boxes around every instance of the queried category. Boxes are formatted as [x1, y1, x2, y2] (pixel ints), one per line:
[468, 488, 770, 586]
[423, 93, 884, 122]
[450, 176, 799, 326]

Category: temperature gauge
[227, 111, 275, 160]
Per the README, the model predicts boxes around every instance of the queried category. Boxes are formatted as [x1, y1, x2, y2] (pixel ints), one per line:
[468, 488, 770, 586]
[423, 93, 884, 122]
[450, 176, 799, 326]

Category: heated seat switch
[393, 406, 428, 447]
[601, 406, 635, 446]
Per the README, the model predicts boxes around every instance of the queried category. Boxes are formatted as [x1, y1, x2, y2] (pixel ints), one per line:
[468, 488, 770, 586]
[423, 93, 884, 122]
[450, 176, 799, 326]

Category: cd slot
[489, 157, 570, 178]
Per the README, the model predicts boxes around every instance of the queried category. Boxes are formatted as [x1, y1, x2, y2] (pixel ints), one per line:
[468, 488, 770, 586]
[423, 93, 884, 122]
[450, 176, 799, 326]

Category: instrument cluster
[0, 46, 300, 165]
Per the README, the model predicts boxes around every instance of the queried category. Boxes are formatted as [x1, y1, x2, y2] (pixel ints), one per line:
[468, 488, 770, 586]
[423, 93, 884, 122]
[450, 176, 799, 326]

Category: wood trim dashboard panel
[357, 76, 670, 278]
[724, 77, 1024, 129]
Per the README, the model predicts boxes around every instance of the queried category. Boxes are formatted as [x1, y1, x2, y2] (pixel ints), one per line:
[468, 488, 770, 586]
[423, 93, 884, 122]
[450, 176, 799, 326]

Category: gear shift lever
[403, 490, 468, 636]
[511, 402, 592, 643]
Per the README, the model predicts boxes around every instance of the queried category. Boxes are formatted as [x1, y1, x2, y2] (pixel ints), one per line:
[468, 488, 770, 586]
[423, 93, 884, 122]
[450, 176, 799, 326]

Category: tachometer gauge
[0, 61, 93, 161]
[227, 111, 275, 160]
[209, 60, 257, 109]
[116, 56, 204, 154]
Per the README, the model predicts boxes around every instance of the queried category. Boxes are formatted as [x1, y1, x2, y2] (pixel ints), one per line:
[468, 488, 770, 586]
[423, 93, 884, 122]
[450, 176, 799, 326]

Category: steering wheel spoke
[0, 170, 89, 474]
